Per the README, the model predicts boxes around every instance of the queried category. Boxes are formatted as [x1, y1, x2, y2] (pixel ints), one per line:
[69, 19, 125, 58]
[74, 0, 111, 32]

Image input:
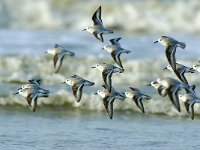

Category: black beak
[163, 67, 167, 70]
[101, 48, 104, 50]
[61, 82, 65, 84]
[147, 83, 151, 86]
[91, 66, 96, 69]
[154, 41, 158, 43]
[82, 29, 86, 31]
[94, 92, 97, 95]
[14, 92, 19, 95]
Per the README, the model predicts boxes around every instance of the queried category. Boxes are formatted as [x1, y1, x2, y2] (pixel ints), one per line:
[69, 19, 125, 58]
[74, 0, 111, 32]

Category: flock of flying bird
[14, 6, 200, 120]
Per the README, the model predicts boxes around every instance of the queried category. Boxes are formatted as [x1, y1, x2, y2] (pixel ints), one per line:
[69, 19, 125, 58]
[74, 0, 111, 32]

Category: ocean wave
[2, 89, 200, 118]
[1, 54, 200, 118]
[0, 0, 200, 34]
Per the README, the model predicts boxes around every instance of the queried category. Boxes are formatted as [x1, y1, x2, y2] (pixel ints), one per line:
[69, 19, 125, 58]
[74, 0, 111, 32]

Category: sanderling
[46, 44, 75, 73]
[91, 63, 124, 92]
[125, 87, 151, 113]
[163, 63, 195, 84]
[18, 79, 50, 94]
[102, 37, 131, 69]
[61, 75, 94, 102]
[95, 87, 124, 119]
[154, 36, 186, 73]
[157, 77, 195, 112]
[179, 92, 200, 120]
[15, 87, 50, 112]
[147, 81, 167, 97]
[82, 6, 113, 42]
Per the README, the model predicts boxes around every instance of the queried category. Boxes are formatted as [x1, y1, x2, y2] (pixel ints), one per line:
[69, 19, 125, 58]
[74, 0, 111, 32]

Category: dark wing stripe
[165, 45, 177, 71]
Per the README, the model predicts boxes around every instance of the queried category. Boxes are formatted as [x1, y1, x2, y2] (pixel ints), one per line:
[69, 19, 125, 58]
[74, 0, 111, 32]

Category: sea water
[1, 0, 200, 149]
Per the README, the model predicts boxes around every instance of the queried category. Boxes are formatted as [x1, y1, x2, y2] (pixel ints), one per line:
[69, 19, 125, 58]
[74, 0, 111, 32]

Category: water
[1, 30, 200, 150]
[1, 107, 200, 150]
[1, 0, 200, 149]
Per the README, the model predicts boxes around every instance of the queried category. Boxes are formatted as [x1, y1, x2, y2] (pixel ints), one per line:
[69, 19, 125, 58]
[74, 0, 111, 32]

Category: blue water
[1, 107, 200, 150]
[1, 1, 200, 149]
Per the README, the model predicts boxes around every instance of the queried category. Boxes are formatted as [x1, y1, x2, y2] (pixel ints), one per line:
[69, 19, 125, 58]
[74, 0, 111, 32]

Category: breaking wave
[1, 54, 200, 118]
[0, 0, 200, 34]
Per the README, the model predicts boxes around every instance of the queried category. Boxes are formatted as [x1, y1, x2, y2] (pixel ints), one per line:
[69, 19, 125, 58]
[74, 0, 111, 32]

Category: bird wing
[189, 101, 195, 120]
[165, 45, 177, 71]
[102, 70, 109, 87]
[92, 6, 103, 26]
[75, 83, 84, 102]
[103, 96, 115, 119]
[72, 83, 84, 102]
[54, 44, 65, 50]
[54, 53, 65, 73]
[110, 37, 121, 46]
[53, 53, 59, 69]
[111, 51, 118, 63]
[93, 32, 104, 42]
[26, 93, 38, 112]
[115, 52, 123, 69]
[106, 70, 113, 93]
[129, 87, 140, 92]
[178, 69, 188, 84]
[137, 97, 145, 113]
[166, 86, 181, 112]
[28, 79, 41, 86]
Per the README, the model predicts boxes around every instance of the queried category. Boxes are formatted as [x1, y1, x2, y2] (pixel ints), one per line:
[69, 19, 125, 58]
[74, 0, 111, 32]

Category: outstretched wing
[115, 52, 123, 69]
[26, 93, 38, 112]
[137, 97, 145, 113]
[166, 86, 181, 112]
[72, 83, 84, 102]
[92, 6, 103, 26]
[93, 32, 104, 42]
[177, 70, 188, 84]
[165, 45, 177, 71]
[54, 53, 65, 73]
[103, 96, 115, 119]
[110, 37, 121, 47]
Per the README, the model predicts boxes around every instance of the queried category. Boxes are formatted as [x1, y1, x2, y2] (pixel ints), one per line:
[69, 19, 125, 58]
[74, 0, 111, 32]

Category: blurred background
[0, 0, 200, 34]
[1, 1, 200, 149]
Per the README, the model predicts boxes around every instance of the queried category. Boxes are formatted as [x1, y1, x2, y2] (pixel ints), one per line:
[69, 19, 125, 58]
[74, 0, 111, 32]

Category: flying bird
[83, 6, 113, 42]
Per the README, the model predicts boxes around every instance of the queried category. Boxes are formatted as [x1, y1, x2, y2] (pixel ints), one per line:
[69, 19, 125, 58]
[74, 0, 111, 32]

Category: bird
[46, 44, 75, 73]
[163, 63, 195, 84]
[61, 75, 94, 102]
[154, 36, 186, 75]
[15, 87, 50, 112]
[178, 91, 200, 120]
[125, 87, 151, 113]
[95, 87, 125, 119]
[18, 79, 50, 94]
[91, 63, 124, 92]
[102, 37, 131, 69]
[82, 6, 113, 42]
[147, 81, 167, 97]
[156, 77, 195, 112]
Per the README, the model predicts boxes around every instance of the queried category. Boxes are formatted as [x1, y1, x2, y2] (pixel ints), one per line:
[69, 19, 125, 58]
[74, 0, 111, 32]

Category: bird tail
[104, 29, 114, 34]
[177, 42, 186, 49]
